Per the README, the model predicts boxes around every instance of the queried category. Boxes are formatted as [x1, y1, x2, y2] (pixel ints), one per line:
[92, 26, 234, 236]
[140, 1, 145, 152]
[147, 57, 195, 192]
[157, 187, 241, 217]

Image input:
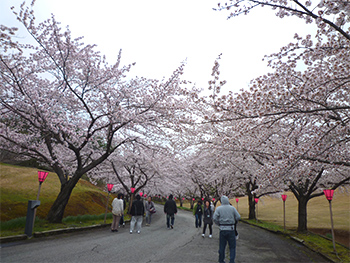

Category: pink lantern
[182, 198, 185, 200]
[281, 194, 287, 202]
[192, 198, 195, 201]
[131, 187, 136, 193]
[140, 192, 143, 197]
[38, 171, 48, 183]
[324, 189, 334, 201]
[144, 194, 147, 198]
[255, 198, 259, 203]
[201, 197, 204, 201]
[236, 198, 239, 203]
[107, 183, 114, 192]
[212, 198, 215, 201]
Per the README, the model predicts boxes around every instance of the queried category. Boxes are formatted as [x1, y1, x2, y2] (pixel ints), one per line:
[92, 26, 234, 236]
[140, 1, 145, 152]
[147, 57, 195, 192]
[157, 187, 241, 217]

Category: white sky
[1, 0, 314, 94]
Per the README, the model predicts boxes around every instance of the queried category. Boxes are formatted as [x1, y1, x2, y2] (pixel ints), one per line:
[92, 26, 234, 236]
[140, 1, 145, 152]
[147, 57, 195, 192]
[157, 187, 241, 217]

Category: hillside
[0, 163, 115, 222]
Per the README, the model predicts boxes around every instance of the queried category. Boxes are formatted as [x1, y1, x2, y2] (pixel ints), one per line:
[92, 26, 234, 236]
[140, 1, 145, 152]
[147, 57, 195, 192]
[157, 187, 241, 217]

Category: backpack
[196, 205, 202, 214]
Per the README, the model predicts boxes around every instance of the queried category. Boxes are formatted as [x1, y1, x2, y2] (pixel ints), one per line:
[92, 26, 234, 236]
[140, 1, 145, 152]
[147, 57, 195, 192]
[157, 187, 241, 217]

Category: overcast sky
[1, 0, 314, 94]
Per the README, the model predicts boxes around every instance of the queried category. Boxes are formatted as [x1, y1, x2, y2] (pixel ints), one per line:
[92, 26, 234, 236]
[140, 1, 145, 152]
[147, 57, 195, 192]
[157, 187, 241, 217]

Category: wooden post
[283, 200, 286, 231]
[328, 200, 337, 254]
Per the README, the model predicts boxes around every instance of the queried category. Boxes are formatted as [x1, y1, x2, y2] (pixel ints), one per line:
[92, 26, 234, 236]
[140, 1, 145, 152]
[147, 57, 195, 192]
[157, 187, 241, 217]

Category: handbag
[150, 206, 156, 214]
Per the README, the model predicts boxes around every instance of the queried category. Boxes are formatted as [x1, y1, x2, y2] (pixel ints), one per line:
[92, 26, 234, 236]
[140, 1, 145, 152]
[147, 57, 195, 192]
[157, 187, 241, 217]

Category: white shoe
[202, 234, 205, 238]
[130, 231, 132, 234]
[209, 235, 212, 238]
[137, 231, 141, 234]
[236, 234, 239, 240]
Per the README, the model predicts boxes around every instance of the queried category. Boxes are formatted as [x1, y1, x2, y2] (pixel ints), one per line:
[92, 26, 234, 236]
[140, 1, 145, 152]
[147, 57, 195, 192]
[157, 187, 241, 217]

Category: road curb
[0, 224, 111, 244]
[0, 234, 28, 244]
[33, 224, 111, 238]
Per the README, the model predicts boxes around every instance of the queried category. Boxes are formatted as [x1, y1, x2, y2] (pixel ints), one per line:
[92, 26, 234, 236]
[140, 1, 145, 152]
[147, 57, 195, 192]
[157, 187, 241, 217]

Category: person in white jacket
[111, 193, 124, 232]
[213, 196, 241, 263]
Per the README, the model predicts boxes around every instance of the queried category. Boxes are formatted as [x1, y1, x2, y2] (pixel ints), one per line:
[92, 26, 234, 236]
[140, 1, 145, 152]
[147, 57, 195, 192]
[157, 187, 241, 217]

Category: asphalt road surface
[1, 204, 329, 263]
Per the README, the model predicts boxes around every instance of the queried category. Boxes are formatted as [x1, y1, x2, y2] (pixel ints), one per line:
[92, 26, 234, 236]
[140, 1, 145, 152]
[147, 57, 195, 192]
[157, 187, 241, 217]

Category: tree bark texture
[297, 196, 308, 232]
[46, 176, 80, 223]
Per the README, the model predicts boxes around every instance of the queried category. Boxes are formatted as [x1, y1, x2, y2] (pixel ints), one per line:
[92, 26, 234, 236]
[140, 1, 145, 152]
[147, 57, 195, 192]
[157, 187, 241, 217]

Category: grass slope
[0, 163, 114, 222]
[234, 192, 349, 231]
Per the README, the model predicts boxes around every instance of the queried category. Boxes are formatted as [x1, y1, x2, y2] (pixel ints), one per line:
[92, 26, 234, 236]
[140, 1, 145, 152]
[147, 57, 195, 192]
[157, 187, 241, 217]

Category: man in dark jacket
[130, 194, 145, 234]
[164, 194, 177, 229]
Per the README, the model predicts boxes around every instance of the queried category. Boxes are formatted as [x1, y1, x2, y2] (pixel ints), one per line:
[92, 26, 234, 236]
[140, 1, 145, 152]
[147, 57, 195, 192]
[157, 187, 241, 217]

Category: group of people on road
[111, 193, 240, 263]
[193, 199, 215, 238]
[192, 196, 242, 263]
[111, 194, 156, 234]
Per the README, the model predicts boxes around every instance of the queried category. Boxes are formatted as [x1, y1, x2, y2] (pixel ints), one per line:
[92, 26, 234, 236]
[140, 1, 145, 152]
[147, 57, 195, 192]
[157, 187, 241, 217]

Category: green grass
[0, 163, 116, 222]
[0, 213, 132, 237]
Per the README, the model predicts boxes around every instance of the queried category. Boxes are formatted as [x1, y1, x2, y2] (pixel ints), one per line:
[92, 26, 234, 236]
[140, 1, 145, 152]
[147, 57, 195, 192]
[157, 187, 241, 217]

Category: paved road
[1, 204, 329, 263]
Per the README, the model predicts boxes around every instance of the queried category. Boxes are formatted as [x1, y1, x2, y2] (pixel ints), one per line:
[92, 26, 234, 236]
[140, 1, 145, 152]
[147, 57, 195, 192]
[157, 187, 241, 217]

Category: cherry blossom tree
[88, 142, 170, 212]
[215, 0, 350, 41]
[205, 0, 350, 231]
[0, 4, 200, 222]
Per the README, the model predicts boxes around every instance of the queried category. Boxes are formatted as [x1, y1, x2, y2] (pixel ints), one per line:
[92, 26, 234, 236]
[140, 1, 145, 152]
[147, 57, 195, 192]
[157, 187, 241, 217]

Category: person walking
[193, 200, 203, 228]
[202, 200, 214, 238]
[111, 193, 124, 232]
[213, 196, 241, 263]
[164, 194, 177, 229]
[129, 194, 145, 234]
[145, 196, 156, 226]
[118, 193, 126, 228]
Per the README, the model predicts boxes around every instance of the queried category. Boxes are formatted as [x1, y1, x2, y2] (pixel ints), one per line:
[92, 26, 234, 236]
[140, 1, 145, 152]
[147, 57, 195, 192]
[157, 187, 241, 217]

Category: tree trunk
[246, 180, 257, 220]
[128, 193, 135, 214]
[297, 196, 308, 232]
[248, 193, 256, 220]
[46, 178, 78, 223]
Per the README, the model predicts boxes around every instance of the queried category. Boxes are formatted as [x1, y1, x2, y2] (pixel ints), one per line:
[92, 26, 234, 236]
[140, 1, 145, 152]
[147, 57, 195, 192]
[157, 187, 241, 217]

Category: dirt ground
[310, 228, 349, 248]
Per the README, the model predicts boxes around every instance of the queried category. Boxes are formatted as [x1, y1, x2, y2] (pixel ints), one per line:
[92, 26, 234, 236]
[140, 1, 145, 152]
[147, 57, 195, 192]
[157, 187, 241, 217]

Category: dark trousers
[166, 214, 175, 227]
[219, 230, 236, 263]
[119, 215, 124, 226]
[203, 223, 212, 235]
[195, 214, 202, 227]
